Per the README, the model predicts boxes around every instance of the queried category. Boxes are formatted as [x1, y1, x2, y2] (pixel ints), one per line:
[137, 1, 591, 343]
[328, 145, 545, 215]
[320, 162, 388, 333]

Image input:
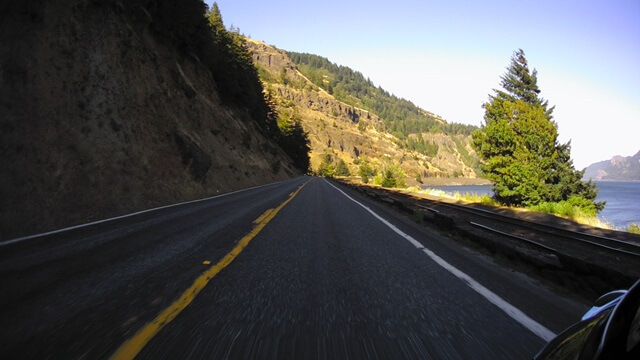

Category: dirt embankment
[0, 1, 298, 240]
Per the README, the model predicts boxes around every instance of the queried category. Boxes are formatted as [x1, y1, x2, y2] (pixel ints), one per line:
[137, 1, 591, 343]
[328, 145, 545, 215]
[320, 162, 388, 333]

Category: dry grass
[404, 185, 616, 230]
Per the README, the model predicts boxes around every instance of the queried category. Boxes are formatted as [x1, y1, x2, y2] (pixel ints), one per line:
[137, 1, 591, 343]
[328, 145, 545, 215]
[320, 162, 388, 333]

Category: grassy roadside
[404, 185, 617, 230]
[339, 176, 640, 234]
[371, 181, 640, 234]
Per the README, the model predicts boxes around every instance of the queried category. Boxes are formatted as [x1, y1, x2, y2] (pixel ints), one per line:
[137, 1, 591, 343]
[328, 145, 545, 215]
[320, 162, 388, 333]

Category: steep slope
[246, 39, 482, 181]
[0, 0, 299, 240]
[583, 150, 640, 181]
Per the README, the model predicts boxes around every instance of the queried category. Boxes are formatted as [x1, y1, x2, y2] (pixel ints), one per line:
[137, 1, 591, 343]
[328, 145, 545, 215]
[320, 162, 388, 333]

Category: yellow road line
[110, 181, 308, 360]
[253, 208, 274, 224]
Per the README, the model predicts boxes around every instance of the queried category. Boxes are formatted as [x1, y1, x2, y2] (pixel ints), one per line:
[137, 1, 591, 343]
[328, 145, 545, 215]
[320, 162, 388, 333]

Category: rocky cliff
[246, 39, 481, 182]
[0, 0, 299, 240]
[583, 150, 640, 181]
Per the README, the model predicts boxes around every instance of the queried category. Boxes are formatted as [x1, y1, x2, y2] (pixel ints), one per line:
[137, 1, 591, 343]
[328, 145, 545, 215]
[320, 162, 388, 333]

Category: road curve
[0, 176, 586, 359]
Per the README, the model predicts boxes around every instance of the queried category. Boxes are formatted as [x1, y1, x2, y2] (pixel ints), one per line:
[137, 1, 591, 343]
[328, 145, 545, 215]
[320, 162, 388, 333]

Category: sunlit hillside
[246, 38, 485, 184]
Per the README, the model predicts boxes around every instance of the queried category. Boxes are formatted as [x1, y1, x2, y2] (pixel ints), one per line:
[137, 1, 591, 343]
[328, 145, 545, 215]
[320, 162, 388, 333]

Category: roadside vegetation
[471, 49, 604, 222]
[206, 3, 310, 173]
[316, 153, 350, 177]
[628, 223, 640, 235]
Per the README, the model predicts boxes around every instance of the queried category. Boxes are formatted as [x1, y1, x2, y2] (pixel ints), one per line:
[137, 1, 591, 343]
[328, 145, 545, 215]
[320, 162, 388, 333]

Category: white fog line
[324, 179, 556, 342]
[1, 177, 303, 247]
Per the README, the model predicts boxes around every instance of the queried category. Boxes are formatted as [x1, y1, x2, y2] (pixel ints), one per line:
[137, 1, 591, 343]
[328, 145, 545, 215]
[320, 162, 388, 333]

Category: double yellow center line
[111, 181, 308, 360]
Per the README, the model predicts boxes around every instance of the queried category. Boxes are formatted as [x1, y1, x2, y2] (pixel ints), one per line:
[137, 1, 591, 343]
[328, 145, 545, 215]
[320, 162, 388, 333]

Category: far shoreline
[410, 177, 493, 187]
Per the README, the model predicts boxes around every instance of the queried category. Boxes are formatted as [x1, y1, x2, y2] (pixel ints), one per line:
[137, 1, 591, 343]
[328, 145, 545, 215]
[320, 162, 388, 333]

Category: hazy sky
[208, 0, 639, 169]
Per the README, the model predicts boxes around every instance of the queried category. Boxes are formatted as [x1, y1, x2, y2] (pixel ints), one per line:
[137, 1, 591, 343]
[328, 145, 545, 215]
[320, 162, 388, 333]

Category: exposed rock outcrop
[246, 39, 479, 181]
[0, 0, 298, 240]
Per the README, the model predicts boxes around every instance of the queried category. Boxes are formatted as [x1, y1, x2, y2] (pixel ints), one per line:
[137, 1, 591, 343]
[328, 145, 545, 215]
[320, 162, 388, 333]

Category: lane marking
[110, 181, 308, 360]
[323, 179, 556, 342]
[1, 177, 306, 247]
[253, 208, 274, 224]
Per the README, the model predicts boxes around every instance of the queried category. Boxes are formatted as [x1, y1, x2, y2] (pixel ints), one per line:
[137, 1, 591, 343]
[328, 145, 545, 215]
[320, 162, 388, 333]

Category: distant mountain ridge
[583, 150, 640, 181]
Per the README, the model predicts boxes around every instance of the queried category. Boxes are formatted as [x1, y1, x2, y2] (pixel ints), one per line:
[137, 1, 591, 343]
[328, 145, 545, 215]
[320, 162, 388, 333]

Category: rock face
[583, 150, 640, 181]
[246, 39, 480, 181]
[0, 0, 298, 240]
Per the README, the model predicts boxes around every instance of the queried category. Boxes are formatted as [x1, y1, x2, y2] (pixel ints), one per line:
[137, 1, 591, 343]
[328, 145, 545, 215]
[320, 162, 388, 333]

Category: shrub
[628, 223, 640, 235]
[381, 169, 397, 188]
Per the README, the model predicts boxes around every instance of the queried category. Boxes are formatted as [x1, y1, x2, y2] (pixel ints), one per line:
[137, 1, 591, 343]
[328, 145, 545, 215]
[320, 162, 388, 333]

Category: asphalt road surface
[0, 176, 587, 359]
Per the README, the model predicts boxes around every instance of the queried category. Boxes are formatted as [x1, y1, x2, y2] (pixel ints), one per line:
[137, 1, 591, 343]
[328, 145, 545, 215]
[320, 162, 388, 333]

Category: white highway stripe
[1, 177, 303, 247]
[324, 179, 556, 342]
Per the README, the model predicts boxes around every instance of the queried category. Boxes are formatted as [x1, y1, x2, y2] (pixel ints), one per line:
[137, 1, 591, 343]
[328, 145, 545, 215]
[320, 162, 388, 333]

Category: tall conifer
[474, 50, 603, 212]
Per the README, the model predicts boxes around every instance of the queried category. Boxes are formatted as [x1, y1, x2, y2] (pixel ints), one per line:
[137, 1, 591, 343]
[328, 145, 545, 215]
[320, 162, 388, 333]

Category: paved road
[0, 176, 587, 359]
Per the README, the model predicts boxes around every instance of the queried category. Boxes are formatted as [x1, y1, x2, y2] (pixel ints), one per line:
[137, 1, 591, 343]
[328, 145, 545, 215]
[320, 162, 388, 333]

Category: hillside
[583, 150, 640, 181]
[246, 39, 483, 182]
[287, 52, 478, 139]
[0, 0, 302, 240]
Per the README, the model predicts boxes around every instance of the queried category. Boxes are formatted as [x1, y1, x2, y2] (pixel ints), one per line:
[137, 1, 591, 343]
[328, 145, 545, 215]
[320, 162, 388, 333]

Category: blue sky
[208, 0, 639, 169]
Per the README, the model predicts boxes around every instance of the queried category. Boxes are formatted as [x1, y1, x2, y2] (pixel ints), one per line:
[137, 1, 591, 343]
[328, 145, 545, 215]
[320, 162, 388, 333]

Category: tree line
[287, 52, 477, 139]
[205, 3, 310, 172]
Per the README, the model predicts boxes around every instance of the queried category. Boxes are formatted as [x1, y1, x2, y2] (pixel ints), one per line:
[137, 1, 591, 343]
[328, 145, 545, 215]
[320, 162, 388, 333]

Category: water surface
[421, 182, 640, 229]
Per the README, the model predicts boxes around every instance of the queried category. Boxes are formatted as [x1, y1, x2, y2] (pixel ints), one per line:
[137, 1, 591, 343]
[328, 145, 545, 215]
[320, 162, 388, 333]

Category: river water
[421, 182, 640, 230]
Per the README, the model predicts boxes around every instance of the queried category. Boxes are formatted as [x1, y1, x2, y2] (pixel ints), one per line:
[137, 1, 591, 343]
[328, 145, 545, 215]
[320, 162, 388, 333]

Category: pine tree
[358, 160, 375, 183]
[335, 159, 350, 176]
[473, 50, 602, 212]
[204, 4, 309, 173]
[381, 169, 397, 188]
[494, 49, 554, 117]
[206, 3, 228, 44]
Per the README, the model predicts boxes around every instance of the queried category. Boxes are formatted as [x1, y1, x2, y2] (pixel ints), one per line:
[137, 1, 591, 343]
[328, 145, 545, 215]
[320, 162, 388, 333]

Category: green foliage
[317, 153, 335, 177]
[627, 223, 640, 235]
[255, 64, 273, 82]
[473, 49, 603, 212]
[415, 172, 423, 184]
[278, 67, 288, 85]
[358, 160, 376, 183]
[277, 119, 311, 173]
[317, 153, 350, 177]
[287, 52, 477, 138]
[452, 136, 480, 172]
[528, 197, 598, 221]
[374, 163, 406, 188]
[334, 159, 350, 176]
[404, 136, 439, 157]
[495, 49, 554, 117]
[381, 169, 397, 188]
[202, 4, 277, 134]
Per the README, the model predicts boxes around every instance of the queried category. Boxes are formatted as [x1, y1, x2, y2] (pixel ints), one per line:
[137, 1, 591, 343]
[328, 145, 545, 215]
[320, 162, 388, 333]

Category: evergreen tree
[473, 50, 602, 212]
[381, 169, 397, 188]
[317, 153, 335, 177]
[494, 49, 554, 117]
[204, 4, 309, 173]
[206, 3, 227, 41]
[358, 160, 376, 183]
[335, 159, 350, 176]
